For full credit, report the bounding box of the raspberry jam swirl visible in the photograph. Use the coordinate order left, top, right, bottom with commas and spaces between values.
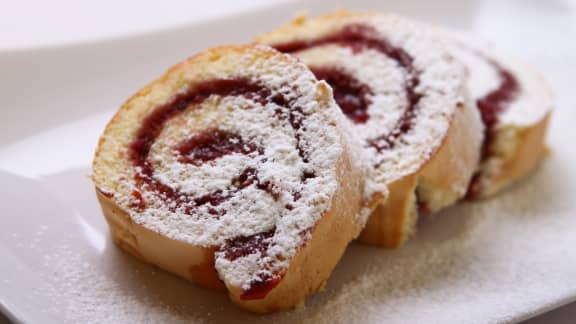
128, 78, 318, 299
466, 56, 520, 198
274, 24, 421, 152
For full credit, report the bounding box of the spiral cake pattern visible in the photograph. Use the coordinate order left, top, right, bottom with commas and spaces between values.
92, 45, 366, 311
257, 12, 484, 247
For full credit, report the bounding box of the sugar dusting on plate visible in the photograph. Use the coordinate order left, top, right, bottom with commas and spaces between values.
31, 138, 576, 323
37, 246, 199, 323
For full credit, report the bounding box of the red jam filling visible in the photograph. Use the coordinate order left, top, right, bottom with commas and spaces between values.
311, 67, 372, 123
240, 275, 282, 300
176, 130, 258, 165
222, 229, 283, 299
273, 23, 421, 151
222, 229, 275, 261
129, 190, 146, 211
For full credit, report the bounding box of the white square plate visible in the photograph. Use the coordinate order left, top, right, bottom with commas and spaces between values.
1, 0, 575, 323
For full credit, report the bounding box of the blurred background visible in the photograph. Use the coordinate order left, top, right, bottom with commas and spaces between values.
2, 0, 574, 54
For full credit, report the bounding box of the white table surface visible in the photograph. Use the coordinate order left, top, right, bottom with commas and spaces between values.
1, 0, 575, 323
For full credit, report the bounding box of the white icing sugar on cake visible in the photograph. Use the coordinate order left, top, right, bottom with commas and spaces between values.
93, 45, 361, 291
266, 14, 468, 187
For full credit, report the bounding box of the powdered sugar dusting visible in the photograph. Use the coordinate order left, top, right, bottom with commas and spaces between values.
259, 14, 467, 193
37, 246, 196, 324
